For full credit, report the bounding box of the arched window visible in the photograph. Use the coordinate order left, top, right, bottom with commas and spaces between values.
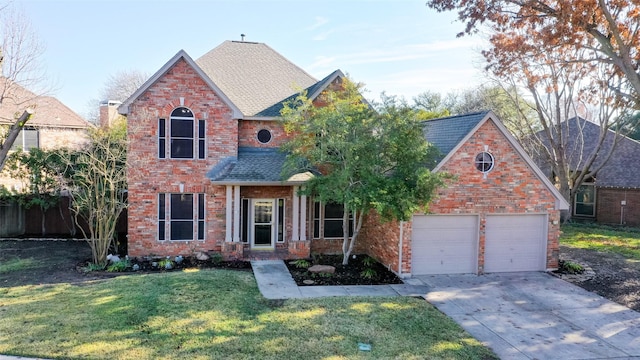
170, 107, 194, 158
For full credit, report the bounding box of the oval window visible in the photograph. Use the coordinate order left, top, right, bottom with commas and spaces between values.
257, 129, 272, 144
474, 152, 494, 173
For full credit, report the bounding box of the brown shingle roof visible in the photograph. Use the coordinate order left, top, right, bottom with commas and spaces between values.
0, 78, 91, 129
196, 41, 317, 117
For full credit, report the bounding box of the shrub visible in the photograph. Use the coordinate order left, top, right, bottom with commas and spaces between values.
83, 263, 105, 272
107, 259, 132, 272
558, 260, 584, 274
292, 259, 310, 269
210, 252, 223, 265
360, 268, 377, 279
158, 257, 174, 270
362, 256, 376, 267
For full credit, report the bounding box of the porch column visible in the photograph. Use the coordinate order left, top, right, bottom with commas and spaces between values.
233, 186, 241, 242
300, 192, 307, 241
225, 185, 232, 242
292, 186, 300, 241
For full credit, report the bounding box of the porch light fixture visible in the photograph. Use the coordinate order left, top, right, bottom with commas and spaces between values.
179, 183, 184, 193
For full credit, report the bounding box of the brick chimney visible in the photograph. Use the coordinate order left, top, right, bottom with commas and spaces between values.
99, 100, 123, 128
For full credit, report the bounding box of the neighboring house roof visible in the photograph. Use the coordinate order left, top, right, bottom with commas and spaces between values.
423, 111, 570, 210
537, 117, 640, 188
0, 78, 91, 129
196, 41, 318, 118
207, 147, 313, 185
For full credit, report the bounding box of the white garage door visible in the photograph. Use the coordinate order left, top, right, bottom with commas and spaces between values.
411, 215, 478, 275
484, 214, 547, 273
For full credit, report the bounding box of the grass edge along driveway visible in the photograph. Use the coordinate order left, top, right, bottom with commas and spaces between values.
0, 269, 497, 360
561, 223, 640, 260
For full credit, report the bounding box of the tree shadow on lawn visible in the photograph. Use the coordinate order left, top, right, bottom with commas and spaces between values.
0, 270, 497, 360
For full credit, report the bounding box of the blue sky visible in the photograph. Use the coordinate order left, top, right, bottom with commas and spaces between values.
18, 0, 486, 118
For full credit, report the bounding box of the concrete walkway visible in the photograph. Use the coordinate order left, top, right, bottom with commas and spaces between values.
251, 261, 640, 360
250, 260, 429, 299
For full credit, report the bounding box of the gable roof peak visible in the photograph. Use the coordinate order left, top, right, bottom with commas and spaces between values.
196, 41, 318, 117
118, 49, 242, 118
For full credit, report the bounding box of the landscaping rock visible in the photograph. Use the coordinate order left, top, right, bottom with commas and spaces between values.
196, 251, 210, 261
308, 264, 335, 274
303, 279, 315, 285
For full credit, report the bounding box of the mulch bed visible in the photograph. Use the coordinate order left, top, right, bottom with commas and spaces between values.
285, 254, 403, 286
557, 245, 640, 312
78, 255, 253, 278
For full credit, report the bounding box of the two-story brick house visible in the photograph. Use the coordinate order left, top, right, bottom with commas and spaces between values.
120, 40, 569, 275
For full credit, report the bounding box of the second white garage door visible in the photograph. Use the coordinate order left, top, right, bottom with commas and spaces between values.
411, 215, 478, 275
484, 214, 547, 273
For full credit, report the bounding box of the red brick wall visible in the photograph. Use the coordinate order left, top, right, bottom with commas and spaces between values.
360, 119, 562, 275
597, 188, 640, 226
127, 58, 237, 257
238, 120, 292, 148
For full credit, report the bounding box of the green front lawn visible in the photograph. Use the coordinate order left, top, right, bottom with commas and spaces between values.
0, 269, 496, 360
560, 223, 640, 260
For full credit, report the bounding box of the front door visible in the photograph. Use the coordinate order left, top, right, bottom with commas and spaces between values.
251, 199, 275, 249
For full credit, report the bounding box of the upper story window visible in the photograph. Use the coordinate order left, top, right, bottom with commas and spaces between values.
170, 107, 194, 158
10, 127, 39, 151
257, 129, 272, 144
474, 152, 494, 173
159, 107, 205, 159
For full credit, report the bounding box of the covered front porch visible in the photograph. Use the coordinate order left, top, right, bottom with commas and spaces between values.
208, 147, 314, 260
220, 185, 311, 260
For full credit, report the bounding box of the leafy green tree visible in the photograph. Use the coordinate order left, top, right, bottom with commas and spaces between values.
412, 91, 450, 120
63, 118, 127, 266
1, 147, 66, 235
281, 79, 444, 265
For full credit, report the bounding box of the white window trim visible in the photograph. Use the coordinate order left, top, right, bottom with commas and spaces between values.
313, 201, 354, 239
168, 106, 197, 160
158, 192, 206, 241
573, 183, 596, 217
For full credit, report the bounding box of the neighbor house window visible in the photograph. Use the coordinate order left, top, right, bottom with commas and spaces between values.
574, 183, 595, 217
158, 193, 205, 240
313, 201, 354, 238
170, 107, 194, 158
10, 127, 39, 151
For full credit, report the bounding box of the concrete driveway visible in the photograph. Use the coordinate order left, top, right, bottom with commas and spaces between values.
413, 272, 640, 360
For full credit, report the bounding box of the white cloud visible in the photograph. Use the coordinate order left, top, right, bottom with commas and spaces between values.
306, 38, 479, 72
313, 30, 335, 41
306, 16, 329, 31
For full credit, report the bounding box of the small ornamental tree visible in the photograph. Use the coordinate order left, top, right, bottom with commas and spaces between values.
281, 79, 444, 265
63, 118, 127, 266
